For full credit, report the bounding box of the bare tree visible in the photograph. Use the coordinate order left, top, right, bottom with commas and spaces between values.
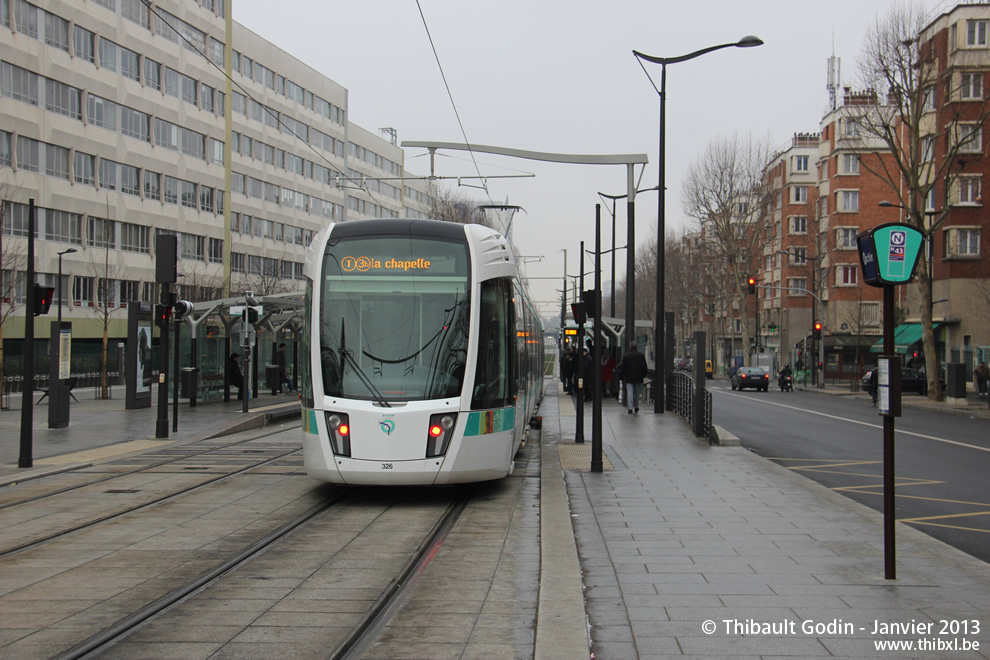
0, 169, 24, 393
86, 200, 127, 399
856, 3, 990, 399
682, 134, 777, 366
429, 187, 492, 227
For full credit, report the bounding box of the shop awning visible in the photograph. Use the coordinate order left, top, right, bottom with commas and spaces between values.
869, 323, 942, 353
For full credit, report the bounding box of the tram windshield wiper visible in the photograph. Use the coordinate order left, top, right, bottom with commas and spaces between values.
339, 318, 391, 408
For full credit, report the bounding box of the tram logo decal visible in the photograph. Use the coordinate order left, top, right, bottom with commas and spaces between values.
303, 409, 320, 435
379, 419, 395, 435
463, 408, 515, 436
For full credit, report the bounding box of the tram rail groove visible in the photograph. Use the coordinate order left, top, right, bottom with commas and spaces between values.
0, 426, 294, 512
332, 494, 469, 660
53, 490, 349, 660
0, 444, 302, 560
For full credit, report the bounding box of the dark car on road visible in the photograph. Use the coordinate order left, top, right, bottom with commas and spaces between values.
862, 367, 944, 397
731, 367, 769, 392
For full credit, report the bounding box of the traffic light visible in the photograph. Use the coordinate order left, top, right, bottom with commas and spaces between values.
747, 277, 756, 295
813, 322, 822, 340
570, 302, 587, 325
155, 303, 172, 328
32, 285, 55, 315
581, 290, 599, 318
172, 300, 194, 320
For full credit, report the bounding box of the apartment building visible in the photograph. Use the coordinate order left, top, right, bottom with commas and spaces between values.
915, 3, 990, 370
1, 0, 436, 352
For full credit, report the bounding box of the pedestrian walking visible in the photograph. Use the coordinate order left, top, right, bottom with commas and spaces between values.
617, 342, 649, 414
276, 342, 297, 394
975, 362, 989, 397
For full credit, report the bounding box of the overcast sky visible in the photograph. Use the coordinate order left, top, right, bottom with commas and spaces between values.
234, 0, 954, 318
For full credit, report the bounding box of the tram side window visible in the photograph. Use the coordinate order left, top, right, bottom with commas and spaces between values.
300, 277, 314, 405
471, 279, 516, 409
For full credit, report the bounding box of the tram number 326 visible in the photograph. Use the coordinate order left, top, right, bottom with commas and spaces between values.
381, 463, 394, 470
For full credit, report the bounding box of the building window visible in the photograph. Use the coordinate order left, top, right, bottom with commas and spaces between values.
1, 61, 39, 105
73, 25, 95, 63
119, 280, 139, 306
837, 227, 858, 249
922, 135, 935, 161
958, 123, 983, 153
144, 57, 161, 91
958, 176, 982, 205
16, 135, 40, 172
841, 153, 860, 174
838, 265, 858, 286
946, 227, 981, 257
70, 152, 93, 185
787, 277, 807, 296
208, 237, 223, 264
790, 216, 808, 234
967, 19, 988, 47
88, 217, 116, 249
922, 85, 936, 111
791, 186, 808, 204
789, 247, 808, 265
838, 190, 860, 213
73, 275, 94, 306
844, 119, 861, 137
792, 155, 809, 172
961, 72, 983, 100
120, 222, 150, 253
45, 210, 82, 244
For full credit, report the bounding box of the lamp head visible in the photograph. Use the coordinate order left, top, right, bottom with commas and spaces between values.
878, 200, 896, 208
59, 248, 78, 256
736, 35, 764, 48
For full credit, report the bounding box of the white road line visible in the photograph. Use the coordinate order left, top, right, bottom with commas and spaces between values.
713, 388, 990, 453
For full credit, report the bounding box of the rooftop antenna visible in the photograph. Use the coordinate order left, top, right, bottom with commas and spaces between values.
827, 35, 841, 112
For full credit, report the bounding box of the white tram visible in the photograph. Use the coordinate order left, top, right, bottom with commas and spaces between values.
300, 219, 544, 485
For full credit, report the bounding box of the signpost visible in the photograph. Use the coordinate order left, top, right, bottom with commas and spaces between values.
857, 222, 924, 580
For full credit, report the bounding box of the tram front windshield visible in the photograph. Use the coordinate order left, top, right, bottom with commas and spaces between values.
320, 235, 470, 402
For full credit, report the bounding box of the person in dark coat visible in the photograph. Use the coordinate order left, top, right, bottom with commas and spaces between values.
229, 353, 244, 399
618, 343, 649, 413
561, 347, 576, 394
276, 342, 297, 394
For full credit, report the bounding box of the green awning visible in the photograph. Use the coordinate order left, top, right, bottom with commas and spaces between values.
869, 323, 942, 353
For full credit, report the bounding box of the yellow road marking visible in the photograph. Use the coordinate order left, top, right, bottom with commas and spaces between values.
903, 521, 990, 533
899, 511, 990, 523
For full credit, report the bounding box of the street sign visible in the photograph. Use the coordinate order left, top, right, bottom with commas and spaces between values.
857, 223, 924, 287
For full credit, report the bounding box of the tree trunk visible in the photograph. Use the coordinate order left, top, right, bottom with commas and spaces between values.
101, 327, 109, 400
917, 250, 941, 401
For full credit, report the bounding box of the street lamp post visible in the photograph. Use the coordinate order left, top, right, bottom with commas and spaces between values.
49, 247, 77, 429
57, 248, 76, 327
634, 35, 763, 413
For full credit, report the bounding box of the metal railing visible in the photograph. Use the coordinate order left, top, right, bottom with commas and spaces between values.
667, 371, 713, 443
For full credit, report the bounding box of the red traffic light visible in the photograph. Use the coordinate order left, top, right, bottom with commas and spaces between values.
33, 285, 55, 315
747, 278, 756, 295
814, 322, 822, 331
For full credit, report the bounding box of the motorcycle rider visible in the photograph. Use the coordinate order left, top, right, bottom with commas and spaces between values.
778, 364, 793, 391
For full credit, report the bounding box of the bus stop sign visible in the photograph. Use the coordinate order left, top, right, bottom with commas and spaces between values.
857, 223, 924, 287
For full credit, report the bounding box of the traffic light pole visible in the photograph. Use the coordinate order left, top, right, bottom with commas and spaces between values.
18, 199, 38, 468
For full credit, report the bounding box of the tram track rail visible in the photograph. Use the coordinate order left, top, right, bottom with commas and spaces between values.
0, 436, 303, 559
52, 492, 469, 660
0, 427, 295, 512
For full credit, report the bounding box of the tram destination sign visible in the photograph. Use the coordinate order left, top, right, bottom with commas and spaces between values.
856, 222, 924, 287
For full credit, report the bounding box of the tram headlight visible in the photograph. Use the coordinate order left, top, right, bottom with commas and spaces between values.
426, 413, 457, 458
325, 411, 351, 457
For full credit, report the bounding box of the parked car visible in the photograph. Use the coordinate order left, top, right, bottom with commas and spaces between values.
705, 360, 713, 379
731, 366, 769, 391
674, 357, 690, 370
861, 367, 945, 397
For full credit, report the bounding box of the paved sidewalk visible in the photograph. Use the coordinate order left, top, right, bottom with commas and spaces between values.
0, 385, 301, 484
547, 384, 990, 658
